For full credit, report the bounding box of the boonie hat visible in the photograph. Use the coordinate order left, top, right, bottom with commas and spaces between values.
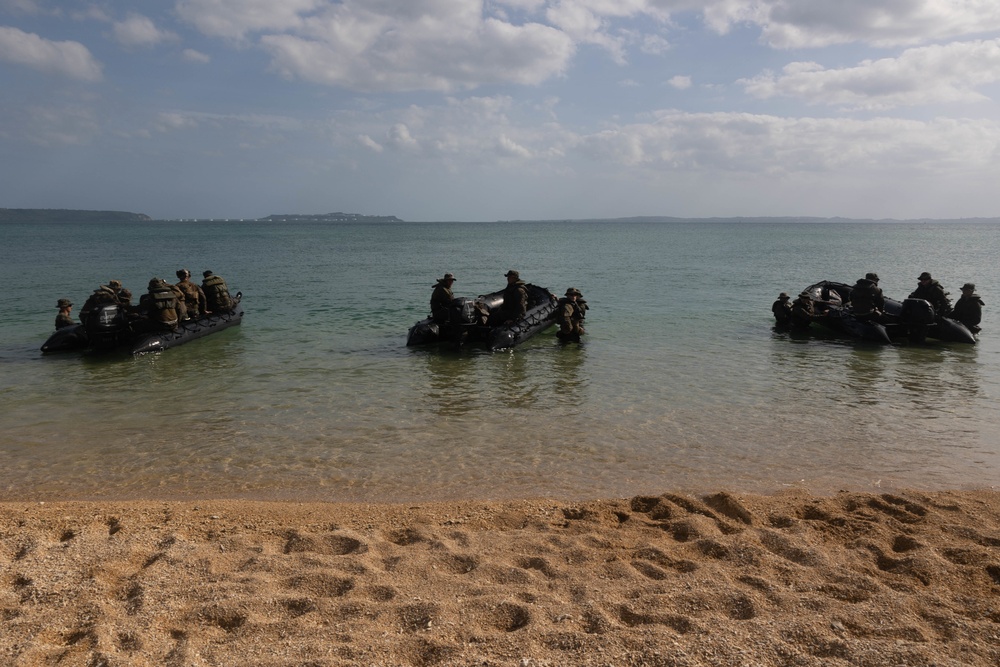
505, 270, 519, 279
109, 280, 122, 289
918, 272, 932, 281
865, 272, 879, 282
778, 292, 789, 300
565, 287, 581, 297
57, 298, 72, 308
962, 283, 976, 291
799, 291, 811, 298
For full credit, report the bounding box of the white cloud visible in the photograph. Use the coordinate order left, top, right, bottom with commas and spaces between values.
688, 0, 1000, 48
182, 48, 211, 63
668, 75, 691, 89
176, 0, 324, 40
574, 111, 1000, 174
496, 134, 532, 157
113, 14, 179, 48
0, 26, 102, 81
741, 39, 1000, 109
358, 134, 383, 152
259, 5, 576, 92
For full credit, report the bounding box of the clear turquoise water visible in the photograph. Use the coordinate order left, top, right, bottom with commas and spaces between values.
1, 220, 998, 501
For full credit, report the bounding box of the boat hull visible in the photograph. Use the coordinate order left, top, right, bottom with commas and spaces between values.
407, 284, 559, 350
802, 281, 975, 344
41, 292, 244, 355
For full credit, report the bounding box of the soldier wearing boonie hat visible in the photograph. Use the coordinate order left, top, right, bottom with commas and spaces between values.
557, 287, 586, 342
430, 272, 457, 324
952, 282, 984, 334
772, 292, 792, 327
55, 298, 75, 329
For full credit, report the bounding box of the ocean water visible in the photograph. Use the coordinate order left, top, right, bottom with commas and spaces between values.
1, 220, 998, 502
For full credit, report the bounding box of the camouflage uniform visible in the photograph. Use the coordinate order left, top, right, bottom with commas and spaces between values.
107, 280, 132, 306
55, 298, 75, 329
79, 285, 120, 324
430, 273, 456, 324
202, 270, 234, 312
851, 274, 884, 319
909, 272, 951, 316
952, 283, 984, 332
140, 278, 180, 328
791, 292, 815, 329
771, 293, 792, 326
173, 269, 207, 319
558, 287, 586, 339
491, 270, 528, 324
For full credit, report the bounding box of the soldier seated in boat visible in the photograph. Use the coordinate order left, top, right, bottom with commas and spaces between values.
202, 270, 234, 312
137, 278, 180, 331
909, 272, 952, 316
489, 270, 528, 325
79, 284, 122, 324
173, 268, 208, 320
107, 280, 132, 306
850, 272, 885, 322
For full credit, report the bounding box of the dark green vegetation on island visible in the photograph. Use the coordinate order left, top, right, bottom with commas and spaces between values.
258, 212, 404, 223
0, 208, 152, 223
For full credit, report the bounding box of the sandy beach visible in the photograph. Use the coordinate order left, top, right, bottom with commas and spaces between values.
2, 489, 999, 666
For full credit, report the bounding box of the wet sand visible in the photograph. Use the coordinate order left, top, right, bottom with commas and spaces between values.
2, 489, 999, 666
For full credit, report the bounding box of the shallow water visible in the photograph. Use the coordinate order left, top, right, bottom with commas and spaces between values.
1, 220, 998, 501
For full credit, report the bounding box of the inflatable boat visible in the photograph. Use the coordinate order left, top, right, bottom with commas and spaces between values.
42, 292, 243, 355
801, 281, 975, 344
407, 283, 559, 351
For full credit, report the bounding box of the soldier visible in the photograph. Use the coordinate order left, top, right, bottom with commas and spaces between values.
55, 298, 75, 329
430, 273, 456, 324
791, 291, 815, 329
771, 292, 792, 327
139, 278, 180, 329
851, 272, 885, 321
489, 269, 528, 325
557, 287, 586, 342
78, 284, 119, 324
107, 280, 132, 306
202, 270, 234, 312
909, 272, 951, 316
173, 268, 208, 319
952, 283, 984, 333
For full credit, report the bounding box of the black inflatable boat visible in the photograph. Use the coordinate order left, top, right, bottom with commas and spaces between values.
407, 283, 559, 351
42, 292, 244, 355
799, 281, 975, 344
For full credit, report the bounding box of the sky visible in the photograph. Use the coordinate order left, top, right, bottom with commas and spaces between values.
2, 1, 1000, 221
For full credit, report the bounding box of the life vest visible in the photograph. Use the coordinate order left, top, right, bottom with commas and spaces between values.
203, 275, 232, 310
149, 286, 179, 324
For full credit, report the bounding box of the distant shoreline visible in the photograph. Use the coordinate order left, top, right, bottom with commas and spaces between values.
4, 207, 1000, 224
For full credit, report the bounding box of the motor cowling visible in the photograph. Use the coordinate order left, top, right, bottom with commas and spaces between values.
451, 297, 477, 325
83, 303, 129, 349
901, 298, 935, 325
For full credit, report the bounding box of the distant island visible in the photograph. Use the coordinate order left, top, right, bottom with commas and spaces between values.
257, 212, 403, 223
0, 208, 152, 223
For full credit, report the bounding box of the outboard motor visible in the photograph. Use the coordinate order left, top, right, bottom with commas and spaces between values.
900, 298, 935, 344
450, 297, 477, 324
83, 303, 129, 350
901, 298, 936, 324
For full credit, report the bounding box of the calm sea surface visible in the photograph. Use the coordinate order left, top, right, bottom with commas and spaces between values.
1, 220, 998, 502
